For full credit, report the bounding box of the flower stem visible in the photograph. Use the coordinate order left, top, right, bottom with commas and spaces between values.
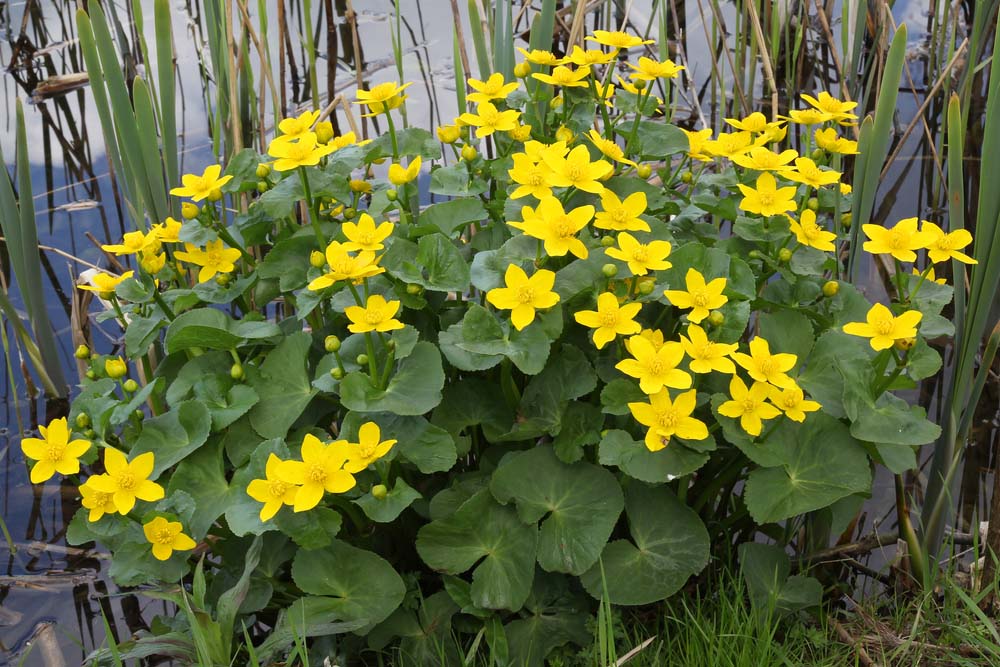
298, 166, 326, 249
364, 332, 379, 382
152, 290, 176, 321
385, 112, 400, 159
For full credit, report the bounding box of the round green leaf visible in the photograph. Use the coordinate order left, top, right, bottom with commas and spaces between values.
340, 342, 445, 415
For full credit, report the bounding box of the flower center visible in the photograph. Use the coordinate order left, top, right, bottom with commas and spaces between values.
268, 479, 288, 498
555, 219, 575, 237
783, 395, 799, 409
758, 358, 775, 375
189, 176, 208, 192
359, 442, 377, 458
888, 230, 907, 249
116, 471, 136, 491
631, 246, 649, 263
568, 164, 585, 181
516, 286, 535, 304
757, 193, 774, 207
528, 171, 544, 186
658, 410, 678, 429
206, 249, 224, 267
875, 318, 894, 336
307, 463, 327, 484
481, 109, 500, 126
649, 359, 665, 375
692, 290, 710, 307
335, 259, 355, 274
364, 307, 385, 324
288, 142, 312, 160
154, 528, 174, 545
359, 233, 374, 246
612, 209, 628, 223
741, 397, 758, 413
600, 312, 618, 328
44, 444, 66, 462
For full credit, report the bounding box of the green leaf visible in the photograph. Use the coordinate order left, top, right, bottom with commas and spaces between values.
580, 484, 709, 605
439, 321, 504, 371
248, 332, 317, 438
66, 509, 131, 545
417, 489, 538, 611
733, 214, 791, 243
225, 439, 290, 537
758, 309, 814, 370
598, 429, 710, 482
457, 305, 551, 375
365, 127, 441, 161
600, 379, 645, 415
739, 542, 822, 616
125, 313, 167, 356
274, 507, 343, 550
743, 413, 872, 523
348, 412, 458, 473
429, 163, 488, 196
165, 309, 281, 353
552, 402, 603, 463
432, 377, 514, 443
421, 198, 487, 236
625, 120, 688, 158
340, 342, 445, 415
490, 446, 623, 575
257, 235, 314, 291
382, 234, 471, 292
130, 401, 212, 478
798, 330, 872, 418
354, 478, 421, 522
844, 389, 941, 446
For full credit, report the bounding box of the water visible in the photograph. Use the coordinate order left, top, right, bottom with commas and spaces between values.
0, 0, 996, 664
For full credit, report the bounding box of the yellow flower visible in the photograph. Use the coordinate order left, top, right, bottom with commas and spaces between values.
626, 328, 667, 353
731, 337, 798, 388
20, 417, 90, 484
105, 357, 127, 379
329, 131, 369, 151
315, 120, 335, 144
143, 516, 197, 561
174, 239, 242, 283
349, 179, 373, 194
679, 324, 738, 374
355, 81, 412, 116
683, 128, 714, 162
79, 477, 117, 522
388, 156, 422, 186
594, 81, 616, 108
508, 123, 533, 142
344, 422, 397, 473
516, 47, 565, 66
861, 217, 932, 262
437, 124, 462, 143
615, 75, 664, 104
532, 65, 591, 88
786, 108, 834, 125
921, 221, 976, 264
458, 101, 521, 138
346, 294, 405, 333
814, 128, 859, 154
574, 292, 642, 349
663, 268, 728, 323
717, 376, 782, 436
737, 172, 798, 217
170, 165, 232, 201
724, 112, 771, 133
731, 146, 799, 172
628, 56, 684, 81
843, 303, 923, 351
616, 336, 691, 394
542, 144, 612, 193
508, 153, 555, 200
102, 230, 155, 256
586, 30, 653, 50
308, 242, 384, 290
800, 91, 858, 124
277, 434, 357, 512
914, 266, 947, 285
586, 129, 636, 167
508, 197, 593, 259
523, 139, 568, 163
761, 122, 788, 144
275, 109, 321, 142
702, 131, 757, 159
267, 132, 336, 171
768, 384, 821, 422
486, 264, 560, 330
466, 73, 518, 104
605, 232, 672, 276
784, 157, 841, 189
628, 389, 708, 451
77, 271, 134, 295
565, 45, 616, 66
139, 250, 167, 274
789, 209, 837, 251
246, 453, 299, 521
151, 217, 183, 243
86, 449, 165, 514
343, 213, 394, 252
555, 125, 575, 143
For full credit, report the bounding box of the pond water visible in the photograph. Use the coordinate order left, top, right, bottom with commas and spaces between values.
0, 0, 996, 664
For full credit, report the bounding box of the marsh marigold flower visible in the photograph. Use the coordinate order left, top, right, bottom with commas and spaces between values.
789, 209, 837, 252
586, 30, 653, 50
814, 128, 859, 154
267, 132, 336, 171
679, 324, 738, 374
784, 157, 841, 189
355, 81, 412, 116
862, 217, 932, 262
102, 230, 156, 256
628, 388, 708, 451
843, 303, 923, 351
565, 45, 616, 67
170, 165, 232, 201
786, 108, 833, 125
920, 221, 976, 264
914, 266, 947, 285
151, 217, 182, 244
800, 91, 858, 124
731, 337, 798, 388
628, 56, 684, 81
574, 292, 642, 349
703, 131, 757, 159
87, 448, 164, 514
308, 242, 384, 290
343, 214, 394, 252
20, 417, 90, 484
594, 189, 650, 232
737, 172, 798, 217
663, 268, 728, 324
724, 112, 771, 133
769, 384, 821, 422
77, 270, 134, 295
459, 101, 521, 138
683, 128, 714, 162
344, 422, 396, 472
79, 477, 117, 522
175, 239, 242, 283
508, 197, 593, 259
516, 47, 565, 66
388, 156, 421, 186
616, 336, 691, 394
246, 453, 299, 521
274, 109, 321, 143
105, 357, 127, 379
277, 434, 357, 512
143, 516, 197, 561
532, 65, 591, 88
731, 146, 798, 172
605, 232, 672, 276
486, 265, 560, 330
543, 144, 612, 194
718, 376, 782, 437
508, 153, 555, 200
346, 294, 405, 333
466, 73, 519, 104
586, 129, 636, 167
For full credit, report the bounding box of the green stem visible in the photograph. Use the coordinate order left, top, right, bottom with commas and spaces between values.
0, 513, 16, 555
364, 332, 378, 382
298, 166, 325, 249
152, 290, 176, 320
385, 112, 400, 159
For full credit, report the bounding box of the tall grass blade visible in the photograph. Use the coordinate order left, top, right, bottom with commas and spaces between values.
155, 0, 178, 195
467, 0, 491, 79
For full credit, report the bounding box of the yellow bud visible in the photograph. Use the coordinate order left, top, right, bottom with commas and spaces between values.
461, 145, 478, 161
372, 484, 388, 500
895, 337, 916, 351
513, 62, 531, 78
315, 121, 335, 144
310, 250, 326, 268
105, 357, 127, 379
255, 163, 271, 178
437, 124, 461, 144
207, 188, 223, 202
74, 344, 91, 359
822, 280, 840, 297
555, 126, 574, 143
636, 164, 652, 179
181, 202, 199, 220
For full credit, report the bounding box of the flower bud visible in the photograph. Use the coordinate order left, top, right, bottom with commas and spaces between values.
255, 163, 271, 178
75, 413, 91, 429
216, 273, 232, 286
461, 144, 478, 161
181, 201, 200, 220
778, 248, 793, 263
810, 148, 824, 162
633, 78, 647, 90
105, 357, 127, 379
356, 353, 369, 366
895, 337, 916, 352
330, 367, 344, 380
841, 212, 853, 228
256, 180, 269, 193
437, 124, 461, 144
310, 250, 326, 268
681, 170, 694, 184
406, 283, 423, 295
822, 280, 840, 297
74, 344, 91, 359
555, 126, 574, 143
601, 263, 618, 278
707, 310, 725, 327
807, 197, 820, 211
122, 379, 139, 393
637, 278, 655, 295
748, 250, 762, 260
386, 189, 398, 201
324, 335, 341, 353
208, 188, 224, 202
513, 62, 531, 78
386, 339, 397, 352
230, 363, 244, 380
84, 428, 97, 439
636, 164, 652, 179
133, 409, 144, 420
85, 369, 97, 380
372, 484, 388, 500
315, 121, 335, 144
600, 235, 616, 248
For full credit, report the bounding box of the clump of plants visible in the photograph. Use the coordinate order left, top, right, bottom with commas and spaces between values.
21, 26, 970, 665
